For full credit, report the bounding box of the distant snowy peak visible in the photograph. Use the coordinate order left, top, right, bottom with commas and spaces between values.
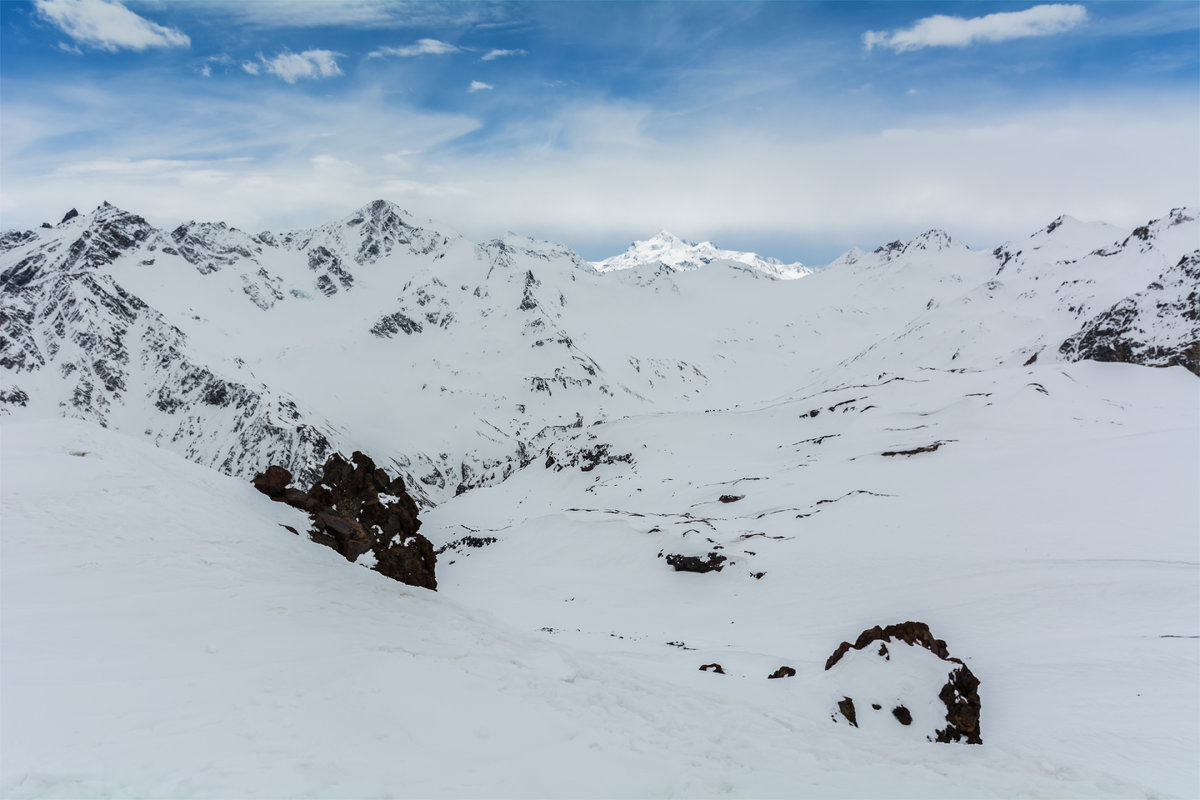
994, 207, 1197, 274
268, 199, 460, 266
824, 228, 967, 271
592, 230, 811, 280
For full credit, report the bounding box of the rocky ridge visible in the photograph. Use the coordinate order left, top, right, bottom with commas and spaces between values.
253, 451, 436, 589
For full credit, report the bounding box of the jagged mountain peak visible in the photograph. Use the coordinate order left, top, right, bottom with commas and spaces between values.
860, 228, 966, 264
1122, 206, 1197, 247
344, 198, 417, 230
906, 228, 960, 252
647, 229, 695, 246
0, 202, 159, 287
269, 199, 458, 266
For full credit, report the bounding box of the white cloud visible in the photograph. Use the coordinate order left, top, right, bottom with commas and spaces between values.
468, 81, 494, 93
200, 1, 510, 30
481, 48, 526, 61
35, 0, 190, 51
368, 39, 459, 58
864, 4, 1087, 52
3, 82, 1194, 266
245, 50, 343, 83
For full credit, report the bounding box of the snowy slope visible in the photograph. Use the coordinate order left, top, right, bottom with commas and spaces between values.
592, 229, 813, 279
2, 199, 1198, 798
422, 360, 1200, 797
4, 416, 1195, 798
812, 209, 1199, 380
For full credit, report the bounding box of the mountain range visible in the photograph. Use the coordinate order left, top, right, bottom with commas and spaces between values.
2, 200, 1194, 505
2, 200, 1197, 797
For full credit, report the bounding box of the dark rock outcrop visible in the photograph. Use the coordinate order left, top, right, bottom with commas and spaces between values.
837, 697, 858, 727
252, 452, 436, 590
825, 620, 981, 744
718, 494, 744, 503
1059, 252, 1199, 376
699, 663, 725, 674
665, 552, 727, 573
767, 665, 796, 679
251, 465, 293, 498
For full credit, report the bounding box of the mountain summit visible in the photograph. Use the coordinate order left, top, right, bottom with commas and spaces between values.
592, 230, 812, 279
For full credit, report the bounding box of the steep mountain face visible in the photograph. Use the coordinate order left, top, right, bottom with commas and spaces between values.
820, 209, 1199, 379
2, 201, 1195, 508
593, 229, 812, 279
0, 206, 337, 485
1060, 250, 1200, 375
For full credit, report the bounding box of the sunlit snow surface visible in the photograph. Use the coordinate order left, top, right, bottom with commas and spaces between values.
4, 360, 1197, 797
2, 203, 1198, 797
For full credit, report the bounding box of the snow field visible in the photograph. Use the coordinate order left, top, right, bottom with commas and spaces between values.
5, 399, 1195, 796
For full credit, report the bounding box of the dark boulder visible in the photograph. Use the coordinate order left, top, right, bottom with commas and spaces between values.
825, 620, 981, 744
251, 451, 435, 590
767, 665, 796, 679
837, 697, 858, 727
251, 465, 292, 498
665, 552, 727, 573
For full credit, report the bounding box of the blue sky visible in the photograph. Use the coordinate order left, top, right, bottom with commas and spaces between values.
1, 1, 1197, 262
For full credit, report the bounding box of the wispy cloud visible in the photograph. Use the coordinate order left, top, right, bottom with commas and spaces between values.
198, 54, 234, 78
367, 39, 459, 58
35, 0, 190, 52
864, 4, 1087, 52
201, 1, 510, 30
481, 48, 526, 61
468, 81, 494, 93
243, 50, 343, 83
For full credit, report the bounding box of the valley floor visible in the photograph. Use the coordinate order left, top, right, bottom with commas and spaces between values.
2, 361, 1197, 798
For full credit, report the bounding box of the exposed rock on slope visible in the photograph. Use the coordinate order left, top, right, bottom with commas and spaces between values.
253, 452, 436, 589
1060, 251, 1200, 376
825, 621, 982, 744
0, 214, 335, 482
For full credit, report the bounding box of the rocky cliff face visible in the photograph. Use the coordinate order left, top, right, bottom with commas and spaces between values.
0, 203, 337, 485
1060, 251, 1200, 376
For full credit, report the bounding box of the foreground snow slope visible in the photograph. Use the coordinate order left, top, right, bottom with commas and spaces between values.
424, 361, 1200, 797
4, 364, 1197, 798
0, 419, 1195, 800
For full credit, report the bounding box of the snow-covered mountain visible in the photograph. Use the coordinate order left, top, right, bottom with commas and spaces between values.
2, 200, 1198, 795
2, 201, 1196, 504
592, 229, 813, 279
